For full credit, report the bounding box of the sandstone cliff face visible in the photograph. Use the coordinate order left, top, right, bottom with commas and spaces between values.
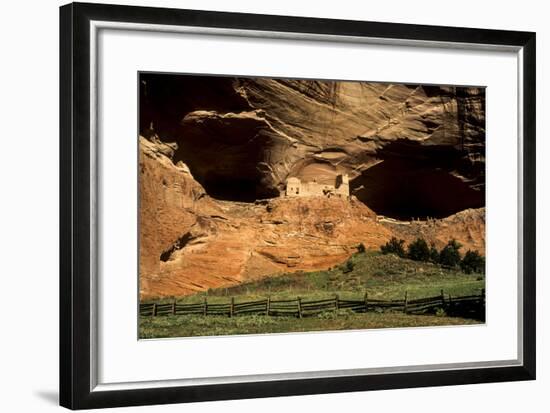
139, 75, 485, 299
140, 136, 389, 298
379, 208, 485, 254
140, 136, 485, 299
141, 75, 485, 219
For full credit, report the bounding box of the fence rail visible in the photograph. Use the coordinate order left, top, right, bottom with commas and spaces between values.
140, 289, 485, 320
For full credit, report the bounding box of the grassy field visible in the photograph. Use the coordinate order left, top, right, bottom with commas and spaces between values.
140, 311, 479, 339
140, 250, 485, 338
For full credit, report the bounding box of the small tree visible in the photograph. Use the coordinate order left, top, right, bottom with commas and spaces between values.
460, 250, 485, 274
343, 259, 355, 273
429, 243, 440, 264
439, 239, 462, 268
357, 243, 366, 254
407, 237, 430, 262
380, 237, 406, 258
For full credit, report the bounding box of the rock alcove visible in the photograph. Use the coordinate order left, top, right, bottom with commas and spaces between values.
140, 74, 485, 219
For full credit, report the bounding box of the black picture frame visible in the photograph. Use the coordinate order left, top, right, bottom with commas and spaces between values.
60, 2, 536, 410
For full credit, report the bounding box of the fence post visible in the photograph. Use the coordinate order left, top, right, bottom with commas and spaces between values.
230, 297, 234, 318
203, 297, 208, 316
364, 291, 368, 312
297, 297, 303, 318
172, 300, 176, 316
335, 294, 339, 310
152, 303, 157, 317
266, 296, 271, 316
404, 291, 408, 314
440, 289, 446, 306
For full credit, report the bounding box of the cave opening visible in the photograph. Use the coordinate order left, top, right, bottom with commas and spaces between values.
139, 73, 250, 139
172, 133, 281, 203
140, 73, 283, 203
198, 173, 280, 203
351, 159, 484, 220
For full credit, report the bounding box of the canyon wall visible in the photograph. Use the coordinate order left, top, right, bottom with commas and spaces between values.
140, 136, 485, 299
139, 75, 486, 298
141, 75, 485, 219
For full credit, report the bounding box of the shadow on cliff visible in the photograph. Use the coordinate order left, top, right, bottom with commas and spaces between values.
351, 158, 484, 220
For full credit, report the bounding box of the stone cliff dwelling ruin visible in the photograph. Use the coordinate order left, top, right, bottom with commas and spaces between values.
285, 174, 350, 198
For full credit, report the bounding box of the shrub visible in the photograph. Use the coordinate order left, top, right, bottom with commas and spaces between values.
439, 239, 462, 268
460, 250, 485, 274
429, 243, 440, 263
343, 259, 355, 273
435, 307, 447, 317
407, 237, 430, 262
357, 243, 366, 253
380, 237, 406, 257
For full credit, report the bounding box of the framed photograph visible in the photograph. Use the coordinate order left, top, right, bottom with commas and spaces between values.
60, 2, 536, 409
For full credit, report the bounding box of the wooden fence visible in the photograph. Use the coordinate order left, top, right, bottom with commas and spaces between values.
140, 289, 485, 320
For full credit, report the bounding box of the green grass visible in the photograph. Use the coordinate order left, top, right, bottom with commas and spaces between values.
143, 250, 485, 304
140, 311, 479, 339
140, 250, 485, 338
